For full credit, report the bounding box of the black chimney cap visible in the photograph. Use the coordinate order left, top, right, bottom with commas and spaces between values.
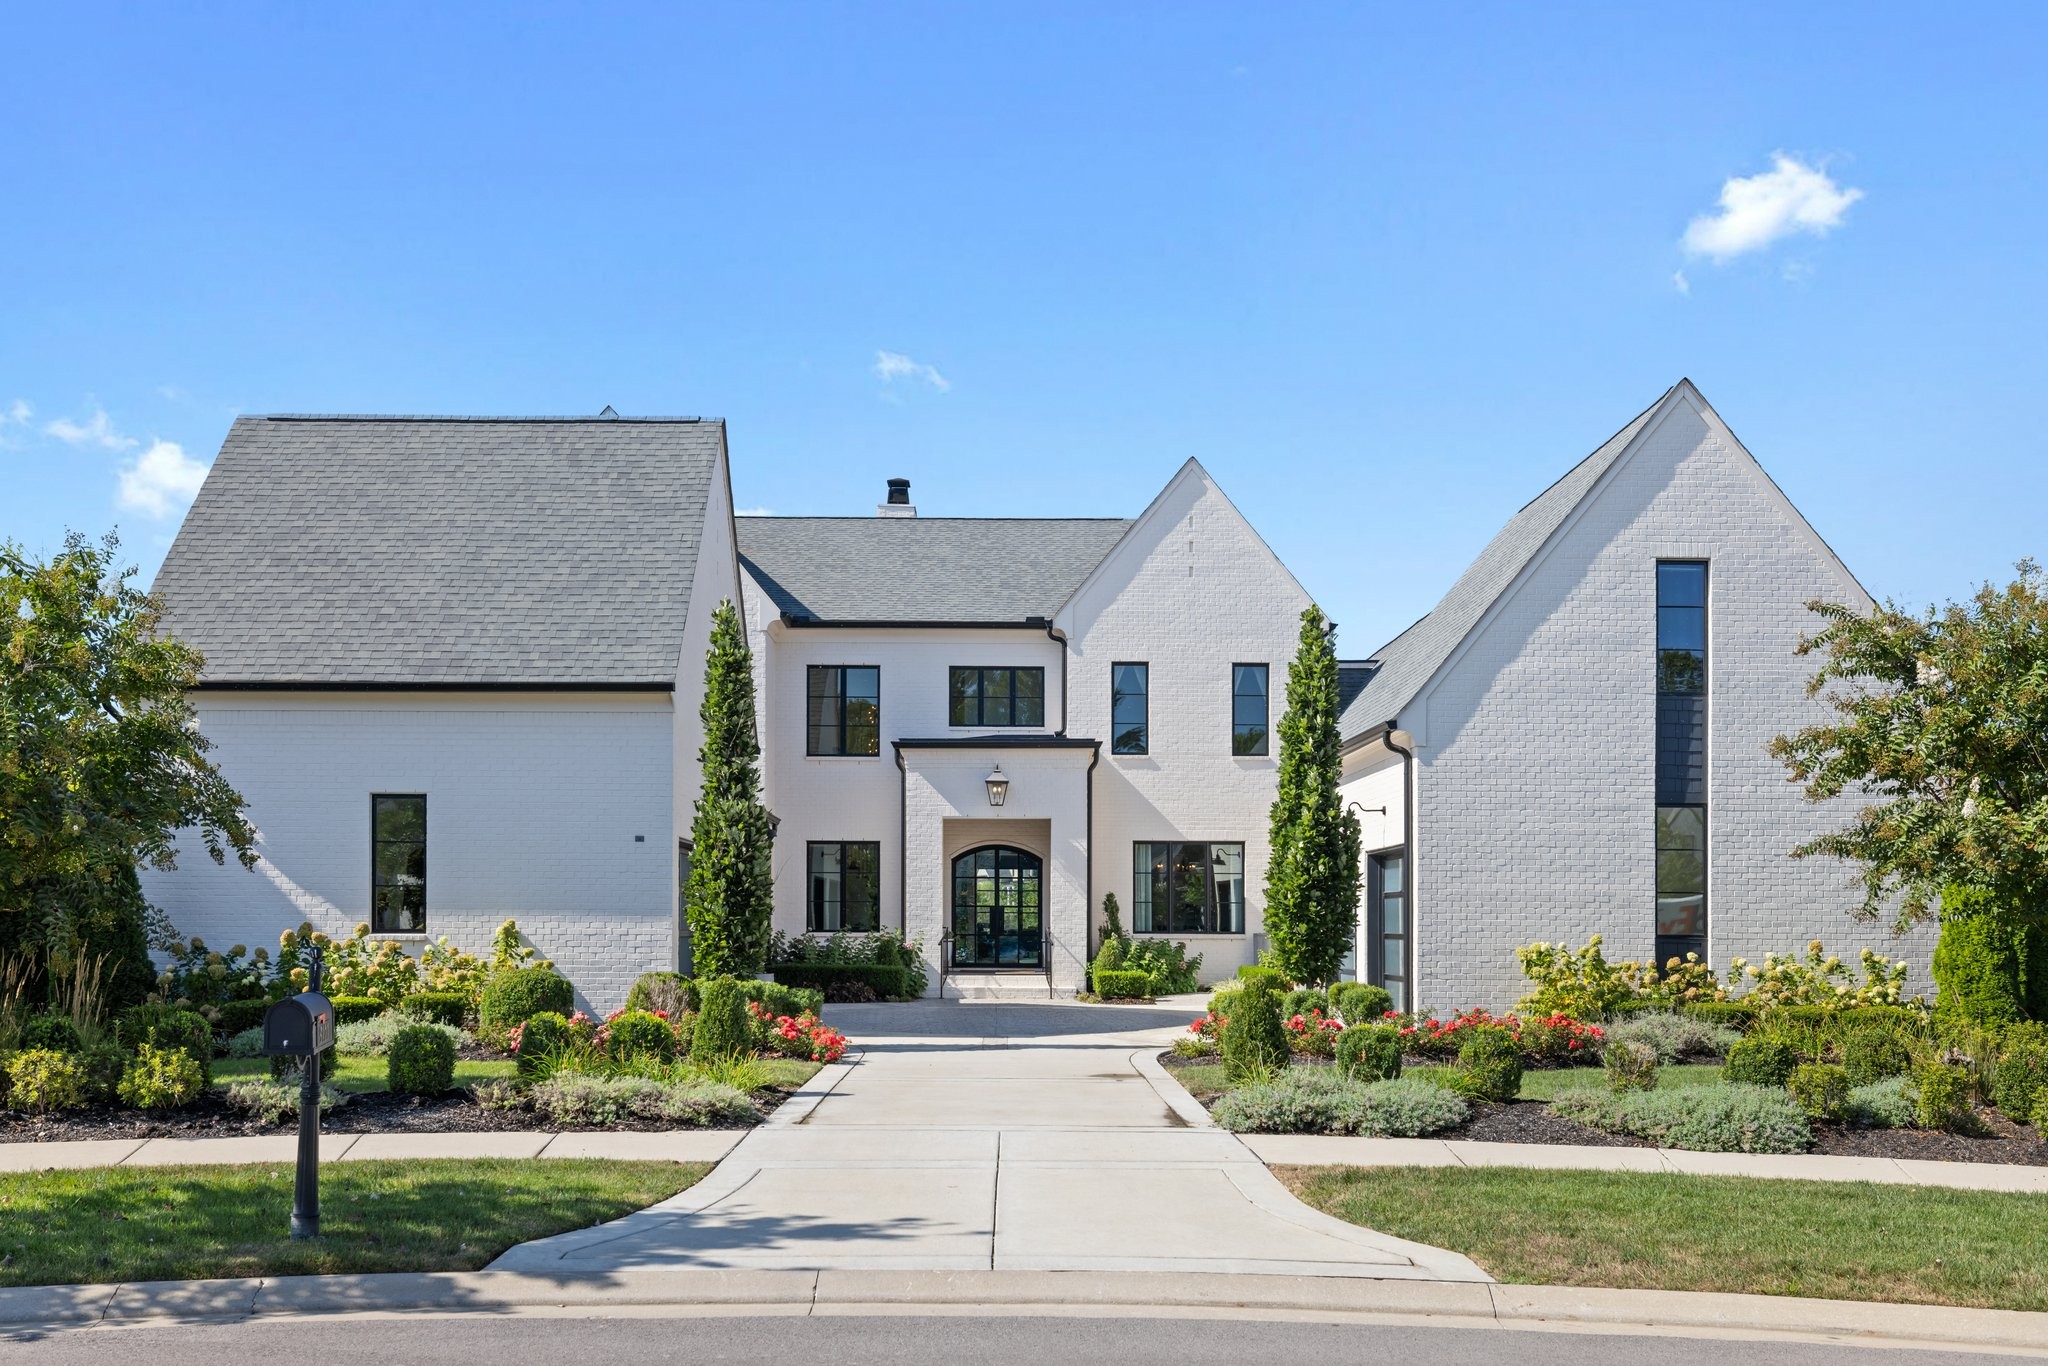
886, 478, 911, 505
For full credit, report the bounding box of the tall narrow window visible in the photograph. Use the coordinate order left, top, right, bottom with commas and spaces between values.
1656, 561, 1708, 966
807, 841, 881, 932
949, 667, 1045, 727
1367, 850, 1408, 1014
1111, 662, 1149, 755
1232, 664, 1269, 755
1132, 842, 1245, 934
808, 666, 880, 756
371, 794, 426, 934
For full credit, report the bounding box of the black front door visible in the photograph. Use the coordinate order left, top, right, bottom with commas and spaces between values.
951, 846, 1043, 967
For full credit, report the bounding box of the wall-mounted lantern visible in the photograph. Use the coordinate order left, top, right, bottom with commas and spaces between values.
985, 764, 1010, 808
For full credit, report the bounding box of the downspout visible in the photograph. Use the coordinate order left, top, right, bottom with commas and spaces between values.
1084, 743, 1100, 988
1043, 619, 1069, 736
1384, 724, 1416, 1012
897, 745, 918, 992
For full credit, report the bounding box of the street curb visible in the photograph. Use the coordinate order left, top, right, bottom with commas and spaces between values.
5, 1269, 2048, 1352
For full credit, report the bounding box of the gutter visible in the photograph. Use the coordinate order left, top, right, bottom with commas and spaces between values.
779, 613, 1055, 631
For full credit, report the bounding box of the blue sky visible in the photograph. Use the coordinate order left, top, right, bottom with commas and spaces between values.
4, 3, 2044, 657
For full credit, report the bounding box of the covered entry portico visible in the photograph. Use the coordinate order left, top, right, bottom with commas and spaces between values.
895, 737, 1098, 996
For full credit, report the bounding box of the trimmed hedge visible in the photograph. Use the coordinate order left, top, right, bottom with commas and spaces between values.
1236, 965, 1288, 994
329, 995, 386, 1025
1335, 1023, 1402, 1082
213, 998, 272, 1036
606, 1009, 679, 1061
1681, 1002, 1758, 1030
1094, 969, 1152, 1000
22, 1015, 83, 1054
1221, 983, 1288, 1082
772, 963, 908, 1000
1330, 982, 1393, 1026
116, 1005, 213, 1086
399, 991, 470, 1027
692, 977, 751, 1062
388, 1024, 457, 1095
1723, 1035, 1799, 1087
479, 967, 574, 1032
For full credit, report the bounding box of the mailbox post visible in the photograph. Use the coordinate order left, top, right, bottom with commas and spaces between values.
261, 944, 334, 1239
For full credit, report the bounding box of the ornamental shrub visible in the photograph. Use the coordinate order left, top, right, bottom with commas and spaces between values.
691, 976, 752, 1063
398, 991, 471, 1027
771, 963, 909, 1000
1603, 1040, 1659, 1093
1092, 935, 1125, 982
1094, 969, 1152, 1000
1990, 1023, 2048, 1122
117, 1005, 213, 1087
1602, 1011, 1741, 1064
328, 995, 385, 1025
337, 1012, 465, 1057
1330, 982, 1393, 1026
226, 1025, 266, 1059
1682, 1001, 1758, 1031
1237, 965, 1289, 993
478, 967, 574, 1035
78, 1040, 129, 1103
1457, 1025, 1523, 1102
515, 1011, 575, 1075
1120, 938, 1203, 996
739, 980, 822, 1018
1845, 1077, 1917, 1129
1514, 936, 1642, 1017
1550, 1083, 1811, 1153
22, 1014, 83, 1054
1722, 1035, 1799, 1087
526, 1073, 758, 1127
1787, 1063, 1851, 1121
388, 1024, 457, 1095
1913, 1060, 1975, 1131
213, 998, 271, 1036
1843, 1028, 1915, 1087
1220, 983, 1289, 1083
1517, 1013, 1606, 1063
1334, 1023, 1402, 1082
1212, 1070, 1466, 1137
1283, 1007, 1343, 1057
2031, 1088, 2048, 1136
624, 972, 695, 1017
118, 1043, 206, 1109
1282, 987, 1329, 1020
605, 1009, 679, 1061
1930, 887, 2043, 1030
6, 1048, 87, 1112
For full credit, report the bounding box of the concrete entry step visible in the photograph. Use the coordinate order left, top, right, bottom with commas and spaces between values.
944, 970, 1060, 1002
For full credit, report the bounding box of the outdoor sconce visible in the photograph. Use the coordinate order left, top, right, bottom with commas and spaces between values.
985, 764, 1009, 808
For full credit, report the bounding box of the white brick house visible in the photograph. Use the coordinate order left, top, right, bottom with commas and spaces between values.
141, 384, 1919, 1010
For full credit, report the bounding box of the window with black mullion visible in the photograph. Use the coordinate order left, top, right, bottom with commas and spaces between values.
950, 666, 1045, 727
1655, 562, 1707, 966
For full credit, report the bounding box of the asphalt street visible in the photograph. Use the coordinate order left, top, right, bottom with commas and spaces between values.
0, 1315, 2017, 1364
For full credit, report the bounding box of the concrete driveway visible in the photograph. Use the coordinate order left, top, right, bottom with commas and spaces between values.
492, 997, 1486, 1281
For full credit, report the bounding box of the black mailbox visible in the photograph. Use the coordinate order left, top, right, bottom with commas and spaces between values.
263, 992, 335, 1057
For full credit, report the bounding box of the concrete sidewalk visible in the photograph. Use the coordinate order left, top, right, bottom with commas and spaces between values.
1240, 1133, 2048, 1192
0, 1128, 741, 1172
7, 1267, 2048, 1355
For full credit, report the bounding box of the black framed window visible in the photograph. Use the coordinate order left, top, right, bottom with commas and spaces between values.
1111, 662, 1149, 755
808, 666, 880, 756
1232, 664, 1269, 755
1655, 561, 1708, 965
807, 841, 881, 932
371, 794, 426, 934
1133, 841, 1245, 935
949, 667, 1045, 727
1367, 850, 1408, 1014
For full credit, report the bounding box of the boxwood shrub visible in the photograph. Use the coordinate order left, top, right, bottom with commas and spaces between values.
117, 1005, 214, 1086
478, 967, 574, 1033
399, 991, 471, 1027
1681, 1001, 1758, 1031
1330, 982, 1393, 1026
1095, 969, 1152, 1000
605, 1009, 679, 1061
329, 995, 387, 1025
1220, 983, 1288, 1083
1842, 1028, 1913, 1087
515, 1010, 574, 1075
1236, 965, 1288, 994
1722, 1035, 1799, 1087
1913, 1059, 1975, 1131
772, 963, 907, 1000
1457, 1025, 1523, 1102
21, 1015, 83, 1054
388, 1024, 457, 1095
213, 998, 273, 1036
1334, 1023, 1402, 1082
1787, 1062, 1850, 1121
691, 977, 751, 1062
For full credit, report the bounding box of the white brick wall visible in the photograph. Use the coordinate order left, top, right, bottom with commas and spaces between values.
139, 692, 678, 1013
1402, 394, 1937, 1010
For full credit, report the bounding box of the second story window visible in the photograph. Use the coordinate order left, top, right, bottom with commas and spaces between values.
1111, 662, 1149, 755
808, 666, 880, 756
950, 667, 1045, 727
1232, 663, 1269, 755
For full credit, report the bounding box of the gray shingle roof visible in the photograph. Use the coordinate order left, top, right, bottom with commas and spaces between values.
154, 415, 726, 686
1339, 385, 1675, 741
737, 516, 1133, 624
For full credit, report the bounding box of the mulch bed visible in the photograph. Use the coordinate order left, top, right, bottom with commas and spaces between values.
0, 1082, 802, 1144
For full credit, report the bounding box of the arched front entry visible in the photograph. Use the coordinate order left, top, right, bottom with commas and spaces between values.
951, 845, 1043, 968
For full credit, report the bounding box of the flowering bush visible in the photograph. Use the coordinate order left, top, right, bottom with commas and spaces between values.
1728, 941, 1911, 1008
747, 1003, 847, 1063
1516, 1012, 1605, 1063
156, 936, 269, 1014
1283, 1008, 1345, 1057
1400, 1007, 1517, 1059
1516, 935, 1732, 1018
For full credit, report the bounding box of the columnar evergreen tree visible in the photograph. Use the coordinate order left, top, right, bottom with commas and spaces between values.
1261, 604, 1362, 986
684, 600, 775, 977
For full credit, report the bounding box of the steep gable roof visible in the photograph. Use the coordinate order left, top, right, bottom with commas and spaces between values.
1338, 384, 1675, 739
154, 415, 727, 686
737, 516, 1131, 625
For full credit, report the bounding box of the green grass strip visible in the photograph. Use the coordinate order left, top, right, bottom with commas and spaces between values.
0, 1158, 707, 1287
1286, 1165, 2048, 1311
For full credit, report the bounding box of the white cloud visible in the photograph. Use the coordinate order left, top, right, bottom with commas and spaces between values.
117, 439, 209, 518
734, 506, 776, 517
5, 399, 30, 425
1682, 153, 1863, 263
1672, 270, 1691, 296
873, 349, 950, 393
46, 402, 139, 450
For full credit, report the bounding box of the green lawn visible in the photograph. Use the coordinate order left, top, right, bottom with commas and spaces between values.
1286, 1165, 2048, 1311
0, 1159, 707, 1287
212, 1056, 518, 1094
1165, 1058, 1722, 1103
